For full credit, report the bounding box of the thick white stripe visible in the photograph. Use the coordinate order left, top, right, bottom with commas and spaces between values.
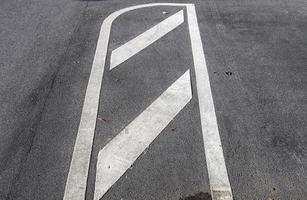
110, 10, 184, 69
94, 70, 192, 200
186, 4, 233, 200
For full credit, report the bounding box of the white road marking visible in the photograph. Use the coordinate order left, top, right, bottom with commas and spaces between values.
94, 70, 192, 200
110, 10, 184, 69
64, 3, 233, 200
62, 8, 111, 200
186, 4, 233, 200
63, 4, 187, 200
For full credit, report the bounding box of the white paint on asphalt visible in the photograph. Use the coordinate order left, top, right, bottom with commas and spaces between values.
110, 10, 184, 69
64, 3, 233, 200
186, 4, 233, 200
63, 4, 189, 200
94, 70, 192, 200
62, 7, 111, 200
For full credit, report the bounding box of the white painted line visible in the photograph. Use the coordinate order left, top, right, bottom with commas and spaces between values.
186, 4, 233, 200
110, 10, 184, 70
63, 4, 188, 200
94, 70, 192, 200
64, 3, 233, 200
62, 9, 111, 200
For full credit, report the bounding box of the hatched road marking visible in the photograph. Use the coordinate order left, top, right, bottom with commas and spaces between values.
63, 3, 233, 200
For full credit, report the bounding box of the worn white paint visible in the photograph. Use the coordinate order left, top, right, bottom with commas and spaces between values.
62, 7, 111, 200
63, 4, 188, 200
110, 10, 184, 69
94, 70, 192, 200
63, 3, 233, 200
186, 4, 233, 200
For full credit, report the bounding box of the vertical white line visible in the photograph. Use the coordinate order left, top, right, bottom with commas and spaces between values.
62, 15, 112, 200
186, 4, 233, 200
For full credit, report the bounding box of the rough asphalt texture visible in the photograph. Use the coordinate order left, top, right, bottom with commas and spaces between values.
0, 0, 306, 200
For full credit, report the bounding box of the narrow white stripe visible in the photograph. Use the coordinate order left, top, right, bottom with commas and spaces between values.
110, 10, 184, 70
94, 70, 192, 200
186, 4, 233, 200
62, 11, 110, 200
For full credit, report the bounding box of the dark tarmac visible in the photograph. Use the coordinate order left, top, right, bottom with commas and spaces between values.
0, 0, 306, 200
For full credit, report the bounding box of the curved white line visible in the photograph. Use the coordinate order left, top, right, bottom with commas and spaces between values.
63, 3, 233, 200
63, 3, 189, 200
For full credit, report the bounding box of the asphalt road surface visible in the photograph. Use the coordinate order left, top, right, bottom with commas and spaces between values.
1, 0, 306, 200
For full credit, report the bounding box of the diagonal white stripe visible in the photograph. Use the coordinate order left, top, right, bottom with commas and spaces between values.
94, 70, 192, 200
63, 4, 187, 200
110, 10, 184, 70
